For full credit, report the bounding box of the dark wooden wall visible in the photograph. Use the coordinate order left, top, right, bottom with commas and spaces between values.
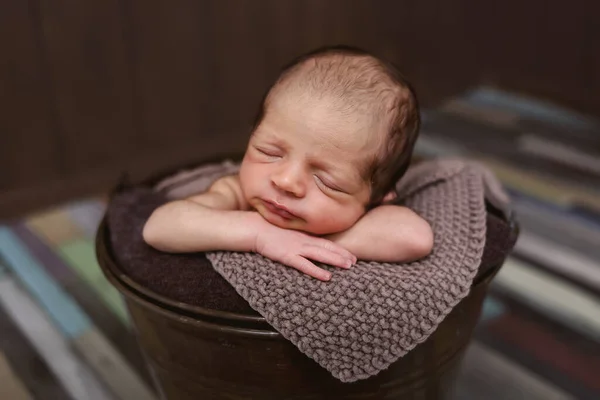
1, 0, 598, 218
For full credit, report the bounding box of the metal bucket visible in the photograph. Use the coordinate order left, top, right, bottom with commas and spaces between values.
96, 215, 508, 400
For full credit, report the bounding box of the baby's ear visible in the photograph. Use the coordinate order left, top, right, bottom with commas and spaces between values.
383, 191, 397, 203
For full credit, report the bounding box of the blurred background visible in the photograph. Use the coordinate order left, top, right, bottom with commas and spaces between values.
0, 1, 599, 399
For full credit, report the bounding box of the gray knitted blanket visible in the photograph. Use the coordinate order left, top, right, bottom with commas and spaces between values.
155, 158, 510, 382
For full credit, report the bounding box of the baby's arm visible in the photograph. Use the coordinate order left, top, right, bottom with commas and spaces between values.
142, 176, 262, 253
326, 205, 433, 263
142, 176, 355, 281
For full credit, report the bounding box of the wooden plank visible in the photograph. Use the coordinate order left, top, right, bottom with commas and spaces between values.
368, 0, 475, 104
26, 208, 84, 247
66, 284, 155, 389
0, 227, 91, 338
210, 0, 272, 135
481, 158, 600, 210
64, 198, 107, 239
58, 239, 129, 323
588, 1, 600, 116
12, 223, 74, 283
37, 0, 138, 171
414, 134, 600, 209
464, 0, 589, 113
261, 0, 303, 69
0, 228, 157, 400
0, 134, 241, 220
0, 268, 114, 400
0, 0, 63, 191
492, 257, 600, 342
481, 292, 600, 398
463, 87, 597, 129
511, 200, 600, 279
0, 303, 70, 400
260, 0, 381, 82
479, 296, 506, 324
441, 98, 521, 129
518, 0, 590, 113
126, 0, 221, 146
515, 231, 600, 294
421, 108, 600, 190
486, 313, 600, 394
12, 224, 155, 387
0, 351, 32, 400
74, 329, 158, 400
453, 341, 574, 400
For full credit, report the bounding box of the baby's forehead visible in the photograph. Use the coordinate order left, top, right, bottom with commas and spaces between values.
269, 78, 393, 140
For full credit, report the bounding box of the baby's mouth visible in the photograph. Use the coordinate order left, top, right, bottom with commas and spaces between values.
262, 200, 298, 220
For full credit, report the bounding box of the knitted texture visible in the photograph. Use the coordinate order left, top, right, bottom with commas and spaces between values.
155, 158, 503, 382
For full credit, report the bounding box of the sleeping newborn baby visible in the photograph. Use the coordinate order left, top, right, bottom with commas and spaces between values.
143, 46, 433, 281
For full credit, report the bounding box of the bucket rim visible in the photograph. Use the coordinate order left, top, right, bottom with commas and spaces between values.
95, 217, 269, 325
98, 241, 281, 337
95, 214, 512, 327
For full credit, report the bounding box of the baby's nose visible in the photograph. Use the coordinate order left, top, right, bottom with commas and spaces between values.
271, 168, 306, 198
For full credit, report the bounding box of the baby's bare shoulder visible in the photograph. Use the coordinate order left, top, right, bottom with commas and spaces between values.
187, 174, 248, 210
209, 174, 244, 197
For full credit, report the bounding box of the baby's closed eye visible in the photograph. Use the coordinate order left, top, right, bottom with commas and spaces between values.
254, 145, 282, 158
314, 175, 345, 193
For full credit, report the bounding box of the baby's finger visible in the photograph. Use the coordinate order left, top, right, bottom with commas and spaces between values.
312, 238, 356, 264
301, 245, 352, 269
288, 256, 332, 281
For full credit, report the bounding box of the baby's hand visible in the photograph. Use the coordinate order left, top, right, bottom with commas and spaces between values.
254, 224, 357, 281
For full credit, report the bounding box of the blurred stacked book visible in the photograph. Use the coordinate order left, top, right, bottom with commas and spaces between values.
415, 86, 600, 303
417, 89, 600, 399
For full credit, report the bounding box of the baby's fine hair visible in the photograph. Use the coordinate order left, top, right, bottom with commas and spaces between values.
253, 45, 421, 207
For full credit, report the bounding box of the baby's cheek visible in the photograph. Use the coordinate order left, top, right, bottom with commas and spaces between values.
338, 205, 366, 228
315, 210, 356, 234
239, 164, 261, 193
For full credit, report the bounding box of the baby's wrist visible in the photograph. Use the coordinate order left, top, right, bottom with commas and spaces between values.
244, 212, 272, 252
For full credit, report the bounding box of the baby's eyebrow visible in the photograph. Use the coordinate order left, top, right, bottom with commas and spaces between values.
310, 157, 338, 173
254, 130, 287, 147
311, 158, 360, 182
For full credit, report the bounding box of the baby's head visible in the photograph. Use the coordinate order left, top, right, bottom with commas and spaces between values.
239, 46, 420, 235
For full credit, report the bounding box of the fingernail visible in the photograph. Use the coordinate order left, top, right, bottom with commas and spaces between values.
346, 260, 352, 268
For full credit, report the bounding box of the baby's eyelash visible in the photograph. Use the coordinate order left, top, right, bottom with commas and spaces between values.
315, 175, 343, 192
254, 146, 279, 157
